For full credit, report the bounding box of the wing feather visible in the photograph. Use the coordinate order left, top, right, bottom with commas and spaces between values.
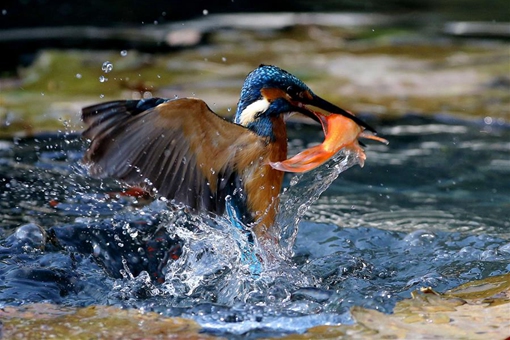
81, 97, 263, 214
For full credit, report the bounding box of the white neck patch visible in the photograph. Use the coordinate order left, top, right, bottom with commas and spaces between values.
238, 98, 270, 126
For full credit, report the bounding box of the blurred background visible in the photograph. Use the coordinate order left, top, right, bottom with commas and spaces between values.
0, 0, 508, 136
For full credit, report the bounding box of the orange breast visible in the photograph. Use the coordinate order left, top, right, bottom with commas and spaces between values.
236, 116, 287, 242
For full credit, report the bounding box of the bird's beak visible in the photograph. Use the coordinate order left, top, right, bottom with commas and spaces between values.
293, 94, 376, 133
275, 94, 387, 173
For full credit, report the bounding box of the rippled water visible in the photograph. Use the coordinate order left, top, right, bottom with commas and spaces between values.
1, 113, 509, 338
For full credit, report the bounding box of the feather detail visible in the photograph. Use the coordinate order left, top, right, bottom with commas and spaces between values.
237, 116, 287, 241
81, 98, 263, 215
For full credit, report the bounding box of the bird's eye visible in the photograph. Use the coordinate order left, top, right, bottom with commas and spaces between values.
286, 86, 300, 98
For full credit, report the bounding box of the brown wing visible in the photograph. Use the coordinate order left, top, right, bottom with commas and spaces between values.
81, 97, 262, 214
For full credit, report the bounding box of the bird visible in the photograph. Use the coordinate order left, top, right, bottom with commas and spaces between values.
80, 64, 381, 246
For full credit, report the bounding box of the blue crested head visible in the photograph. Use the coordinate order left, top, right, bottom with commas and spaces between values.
234, 65, 314, 138
233, 64, 375, 139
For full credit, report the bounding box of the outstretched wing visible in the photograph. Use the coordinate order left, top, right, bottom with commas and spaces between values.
81, 97, 262, 214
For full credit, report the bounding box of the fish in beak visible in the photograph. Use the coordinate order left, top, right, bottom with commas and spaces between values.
271, 95, 389, 173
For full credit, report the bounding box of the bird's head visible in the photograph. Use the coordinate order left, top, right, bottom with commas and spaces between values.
235, 64, 376, 139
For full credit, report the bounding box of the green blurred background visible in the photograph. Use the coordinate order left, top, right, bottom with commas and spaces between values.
0, 0, 508, 137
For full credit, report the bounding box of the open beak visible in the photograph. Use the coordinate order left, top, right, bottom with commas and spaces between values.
294, 94, 376, 133
274, 94, 387, 173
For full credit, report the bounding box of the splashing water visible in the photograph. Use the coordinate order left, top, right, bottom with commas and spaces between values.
2, 114, 509, 338
150, 148, 362, 307
275, 149, 361, 256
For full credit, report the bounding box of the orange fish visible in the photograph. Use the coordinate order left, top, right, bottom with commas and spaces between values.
270, 111, 388, 172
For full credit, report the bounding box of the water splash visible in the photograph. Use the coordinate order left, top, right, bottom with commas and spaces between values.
275, 149, 362, 256
153, 149, 362, 306
2, 116, 510, 338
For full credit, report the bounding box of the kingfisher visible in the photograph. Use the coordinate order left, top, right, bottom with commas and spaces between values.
81, 65, 384, 247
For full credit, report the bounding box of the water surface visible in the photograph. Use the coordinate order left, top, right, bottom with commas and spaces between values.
1, 113, 509, 338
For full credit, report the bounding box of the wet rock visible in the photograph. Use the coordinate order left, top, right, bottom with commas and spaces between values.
0, 304, 215, 340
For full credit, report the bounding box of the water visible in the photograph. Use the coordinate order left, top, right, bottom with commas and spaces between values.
1, 113, 509, 338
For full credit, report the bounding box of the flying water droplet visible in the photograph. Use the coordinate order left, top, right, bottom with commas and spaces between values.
120, 50, 128, 57
290, 175, 301, 186
102, 61, 113, 73
298, 204, 308, 216
203, 9, 209, 15
99, 75, 107, 83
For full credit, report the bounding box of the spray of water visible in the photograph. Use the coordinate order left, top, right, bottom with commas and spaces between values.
275, 149, 361, 256
157, 149, 362, 306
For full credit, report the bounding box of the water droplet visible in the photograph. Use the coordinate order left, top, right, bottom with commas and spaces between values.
102, 61, 113, 73
120, 50, 128, 57
75, 73, 82, 79
92, 242, 101, 256
227, 107, 232, 112
290, 176, 300, 186
2, 9, 7, 15
222, 57, 227, 62
203, 9, 209, 15
40, 92, 45, 96
99, 75, 107, 82
99, 94, 104, 98
298, 204, 308, 216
